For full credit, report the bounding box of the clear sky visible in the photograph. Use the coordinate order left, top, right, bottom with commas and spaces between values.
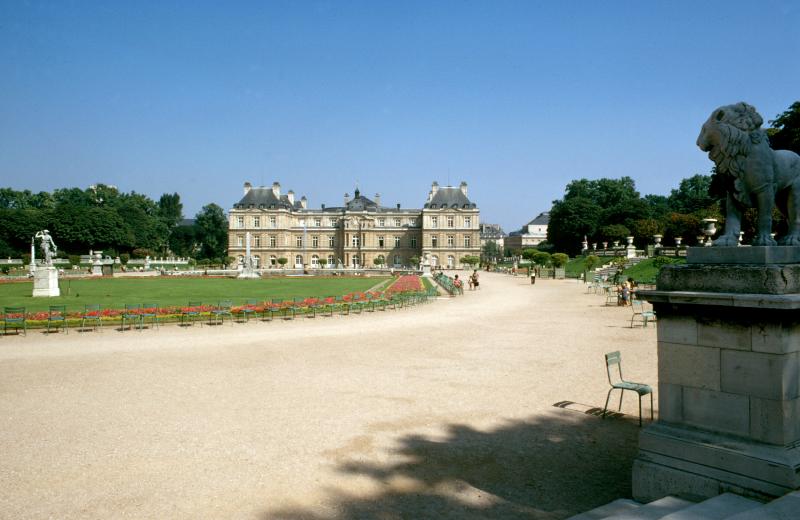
1, 1, 798, 232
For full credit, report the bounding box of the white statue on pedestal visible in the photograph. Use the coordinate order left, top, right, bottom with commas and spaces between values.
32, 230, 60, 297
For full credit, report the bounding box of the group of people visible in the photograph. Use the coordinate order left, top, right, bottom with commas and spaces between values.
617, 277, 637, 306
452, 270, 480, 291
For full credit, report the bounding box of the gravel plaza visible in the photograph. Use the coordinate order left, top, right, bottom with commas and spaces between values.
0, 272, 657, 519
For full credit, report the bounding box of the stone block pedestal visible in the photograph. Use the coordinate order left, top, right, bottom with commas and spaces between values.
636, 255, 800, 502
32, 266, 60, 297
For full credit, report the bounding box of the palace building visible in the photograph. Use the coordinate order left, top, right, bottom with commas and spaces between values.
228, 181, 480, 269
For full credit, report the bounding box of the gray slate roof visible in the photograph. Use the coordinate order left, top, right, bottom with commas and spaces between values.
424, 187, 476, 209
234, 188, 302, 210
528, 212, 550, 225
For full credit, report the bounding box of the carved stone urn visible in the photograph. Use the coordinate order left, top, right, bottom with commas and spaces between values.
653, 234, 663, 248
702, 218, 717, 247
674, 236, 682, 247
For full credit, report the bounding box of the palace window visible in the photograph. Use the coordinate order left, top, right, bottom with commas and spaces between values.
269, 235, 277, 248
410, 218, 416, 226
269, 216, 277, 228
237, 216, 244, 228
394, 254, 401, 265
431, 235, 438, 248
253, 216, 260, 228
296, 236, 303, 247
330, 218, 338, 227
352, 235, 360, 247
311, 255, 319, 266
410, 237, 417, 248
295, 255, 303, 267
447, 216, 454, 228
299, 219, 305, 227
378, 236, 385, 248
312, 235, 319, 248
394, 236, 400, 247
328, 254, 335, 265
431, 216, 438, 228
464, 235, 471, 248
394, 218, 401, 227
447, 235, 454, 247
328, 235, 335, 247
237, 235, 244, 246
254, 235, 261, 247
314, 218, 321, 227
378, 218, 385, 227
465, 216, 472, 227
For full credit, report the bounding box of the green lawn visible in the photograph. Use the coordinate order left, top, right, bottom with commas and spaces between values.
623, 258, 686, 284
0, 276, 391, 313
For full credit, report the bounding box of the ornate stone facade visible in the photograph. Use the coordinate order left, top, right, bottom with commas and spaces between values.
228, 181, 480, 269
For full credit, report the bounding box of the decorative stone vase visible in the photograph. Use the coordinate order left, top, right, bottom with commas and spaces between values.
675, 236, 682, 247
701, 218, 717, 247
592, 243, 597, 251
696, 235, 706, 246
602, 242, 608, 250
613, 240, 620, 248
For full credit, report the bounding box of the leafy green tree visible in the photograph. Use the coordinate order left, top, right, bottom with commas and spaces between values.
767, 101, 800, 154
194, 203, 228, 262
532, 251, 551, 266
481, 240, 501, 259
460, 255, 480, 267
373, 255, 385, 266
157, 193, 184, 228
667, 174, 716, 214
521, 248, 539, 262
551, 253, 569, 268
600, 224, 630, 242
169, 224, 197, 258
277, 257, 288, 267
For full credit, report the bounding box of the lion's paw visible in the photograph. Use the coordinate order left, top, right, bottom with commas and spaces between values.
712, 235, 740, 247
752, 235, 778, 246
779, 235, 800, 246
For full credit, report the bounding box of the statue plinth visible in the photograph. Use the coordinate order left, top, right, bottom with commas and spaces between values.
32, 266, 60, 297
237, 267, 260, 279
635, 260, 800, 502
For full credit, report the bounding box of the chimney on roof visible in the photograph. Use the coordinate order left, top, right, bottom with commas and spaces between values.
460, 181, 468, 197
300, 196, 307, 209
287, 190, 295, 205
396, 203, 401, 210
321, 203, 326, 210
429, 181, 439, 202
344, 193, 350, 205
244, 182, 252, 196
272, 182, 280, 198
374, 193, 381, 206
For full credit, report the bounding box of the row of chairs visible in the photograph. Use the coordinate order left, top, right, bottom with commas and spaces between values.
432, 272, 462, 295
2, 292, 435, 335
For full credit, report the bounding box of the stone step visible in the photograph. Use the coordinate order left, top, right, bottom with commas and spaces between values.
603, 496, 695, 520
659, 493, 762, 520
724, 490, 800, 519
566, 498, 642, 520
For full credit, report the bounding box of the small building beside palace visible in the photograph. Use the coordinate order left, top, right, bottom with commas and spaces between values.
504, 212, 550, 252
228, 181, 480, 269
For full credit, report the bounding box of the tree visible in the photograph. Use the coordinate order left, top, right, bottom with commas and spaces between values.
667, 174, 716, 215
551, 253, 569, 268
532, 251, 551, 266
277, 257, 288, 267
373, 255, 385, 266
481, 240, 501, 259
194, 203, 228, 262
767, 101, 800, 154
600, 224, 630, 242
157, 193, 184, 228
521, 248, 539, 262
460, 255, 480, 267
169, 224, 197, 258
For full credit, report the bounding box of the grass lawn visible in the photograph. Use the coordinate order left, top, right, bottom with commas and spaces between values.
0, 276, 391, 313
623, 258, 686, 284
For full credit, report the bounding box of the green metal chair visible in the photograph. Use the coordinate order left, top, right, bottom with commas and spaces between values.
268, 299, 283, 321
81, 304, 103, 332
47, 305, 68, 334
631, 299, 656, 328
121, 304, 142, 332
287, 298, 305, 320
603, 351, 653, 427
212, 300, 233, 325
336, 296, 349, 316
140, 303, 160, 330
180, 301, 202, 327
3, 306, 26, 336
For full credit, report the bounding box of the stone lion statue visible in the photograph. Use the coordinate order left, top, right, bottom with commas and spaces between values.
697, 102, 800, 246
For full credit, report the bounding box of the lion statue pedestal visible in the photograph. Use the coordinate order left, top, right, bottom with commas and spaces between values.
630, 103, 800, 504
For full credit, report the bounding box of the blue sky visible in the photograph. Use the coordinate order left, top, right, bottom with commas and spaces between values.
1, 1, 798, 232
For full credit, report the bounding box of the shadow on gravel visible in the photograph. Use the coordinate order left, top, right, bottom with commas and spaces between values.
261, 411, 640, 520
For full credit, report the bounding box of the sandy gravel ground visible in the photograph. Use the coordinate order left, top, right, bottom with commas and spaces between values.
0, 272, 657, 519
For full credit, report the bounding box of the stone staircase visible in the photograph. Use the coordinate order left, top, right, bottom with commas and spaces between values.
568, 490, 800, 520
594, 256, 647, 280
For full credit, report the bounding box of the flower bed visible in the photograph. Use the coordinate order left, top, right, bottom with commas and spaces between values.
386, 275, 423, 293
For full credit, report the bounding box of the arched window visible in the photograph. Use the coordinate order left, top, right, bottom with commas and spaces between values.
328, 254, 335, 266
253, 255, 261, 268
270, 255, 277, 266
311, 255, 319, 267
295, 255, 303, 268
393, 254, 401, 266
447, 255, 455, 268
431, 255, 439, 267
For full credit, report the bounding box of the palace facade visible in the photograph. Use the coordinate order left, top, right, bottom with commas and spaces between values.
228, 181, 480, 269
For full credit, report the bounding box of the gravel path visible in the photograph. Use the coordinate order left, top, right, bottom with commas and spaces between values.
0, 272, 657, 519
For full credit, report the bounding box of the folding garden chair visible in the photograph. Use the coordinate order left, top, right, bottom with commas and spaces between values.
603, 351, 653, 427
212, 300, 233, 325
3, 306, 26, 336
180, 301, 202, 327
121, 304, 142, 332
47, 305, 68, 334
81, 304, 103, 332
140, 303, 160, 330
